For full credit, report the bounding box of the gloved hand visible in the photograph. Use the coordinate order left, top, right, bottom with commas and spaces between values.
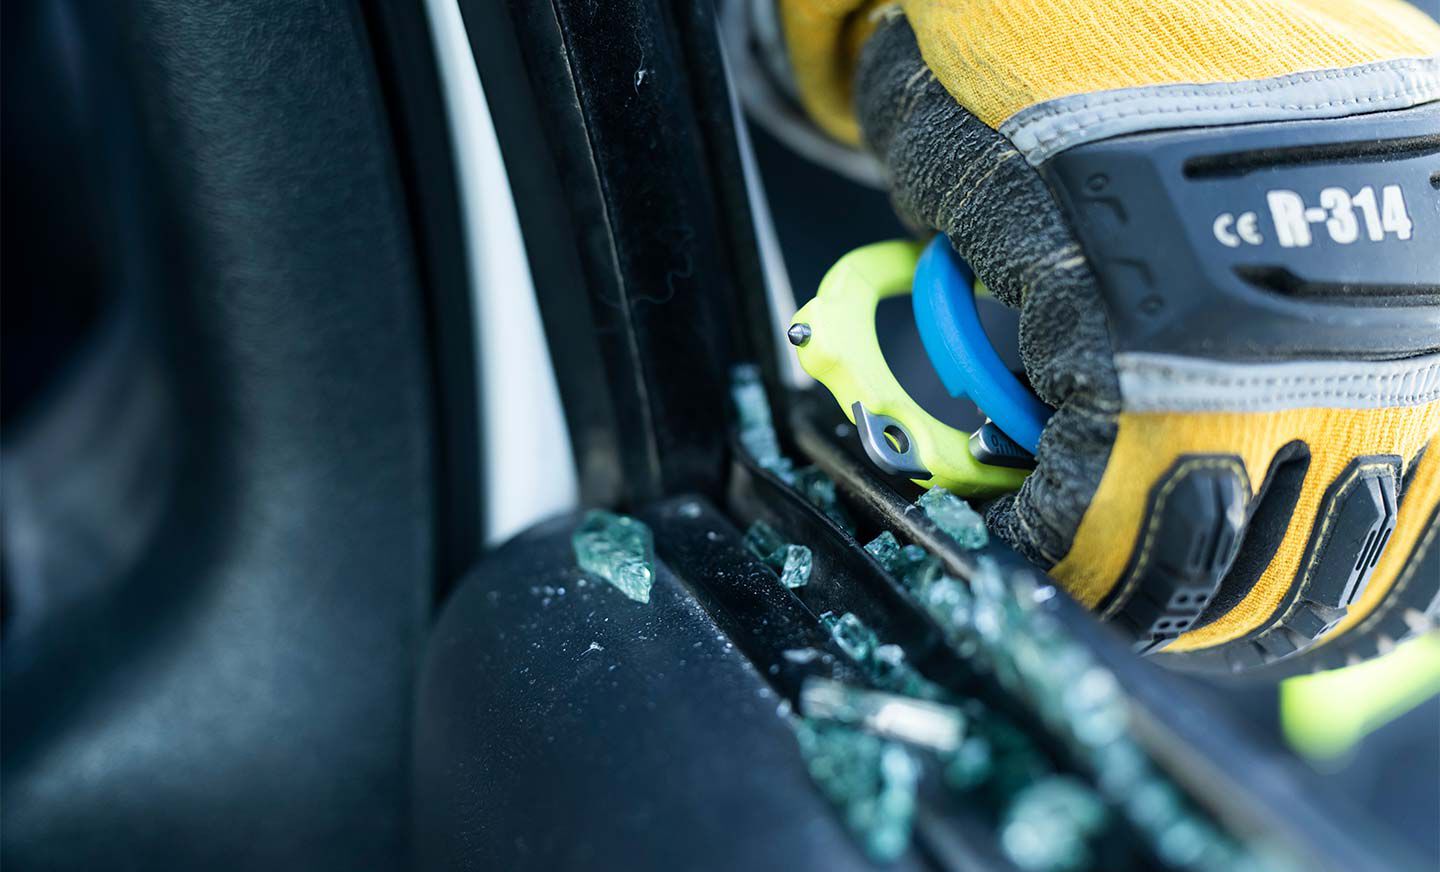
779, 0, 1440, 672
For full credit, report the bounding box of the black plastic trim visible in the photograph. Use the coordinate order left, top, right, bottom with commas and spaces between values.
1098, 456, 1248, 653
1044, 102, 1440, 360
1163, 455, 1401, 674
457, 0, 774, 507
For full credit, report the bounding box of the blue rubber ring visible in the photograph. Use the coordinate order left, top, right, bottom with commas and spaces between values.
912, 235, 1053, 455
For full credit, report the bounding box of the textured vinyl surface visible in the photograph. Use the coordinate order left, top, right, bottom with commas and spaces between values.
2, 2, 436, 869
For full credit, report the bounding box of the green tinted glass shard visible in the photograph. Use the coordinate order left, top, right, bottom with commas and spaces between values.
894, 545, 942, 590
840, 493, 1303, 872
1094, 741, 1149, 796
968, 555, 1011, 605
743, 520, 785, 560
793, 465, 855, 532
731, 365, 795, 482
979, 722, 1055, 801
871, 644, 907, 677
822, 611, 879, 664
870, 644, 944, 700
1062, 667, 1129, 748
773, 544, 813, 588
918, 486, 989, 549
864, 531, 942, 589
1033, 776, 1108, 832
1155, 814, 1225, 869
1126, 777, 1183, 836
943, 735, 993, 790
793, 719, 920, 862
820, 612, 942, 699
917, 576, 975, 630
572, 510, 655, 604
870, 744, 922, 860
1000, 776, 1108, 872
864, 531, 902, 571
742, 521, 811, 589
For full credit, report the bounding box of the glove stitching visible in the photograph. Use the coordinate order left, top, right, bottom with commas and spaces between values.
1007, 58, 1440, 124
947, 150, 1020, 216
1011, 497, 1067, 565
1131, 390, 1440, 408
1131, 364, 1440, 387
1121, 361, 1440, 409
1026, 78, 1440, 150
937, 140, 1007, 217
899, 67, 937, 123
1062, 402, 1122, 421
1020, 252, 1087, 291
1015, 241, 1082, 283
1014, 246, 1088, 310
1099, 457, 1247, 621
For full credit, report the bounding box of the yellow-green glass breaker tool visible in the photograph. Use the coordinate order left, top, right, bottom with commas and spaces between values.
788, 239, 1032, 498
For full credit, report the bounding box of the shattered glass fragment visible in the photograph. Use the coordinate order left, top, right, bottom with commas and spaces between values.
743, 520, 785, 560
1062, 667, 1128, 748
731, 364, 795, 482
896, 544, 1289, 872
967, 555, 1012, 608
869, 643, 944, 700
821, 612, 943, 699
872, 644, 904, 668
1156, 815, 1220, 869
1000, 777, 1108, 872
773, 544, 813, 588
914, 576, 974, 631
864, 531, 902, 571
854, 505, 1302, 872
571, 510, 655, 604
793, 465, 855, 532
982, 722, 1056, 800
865, 531, 942, 589
793, 719, 920, 862
822, 611, 879, 664
729, 368, 855, 533
917, 486, 989, 549
801, 677, 964, 752
943, 734, 993, 790
870, 744, 922, 860
893, 545, 943, 590
1125, 778, 1183, 836
743, 521, 812, 588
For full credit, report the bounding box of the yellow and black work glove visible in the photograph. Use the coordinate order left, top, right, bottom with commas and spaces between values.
780, 0, 1440, 673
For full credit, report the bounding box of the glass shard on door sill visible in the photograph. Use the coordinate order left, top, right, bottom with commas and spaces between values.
572, 510, 655, 604
743, 521, 813, 588
917, 486, 989, 550
1000, 776, 1109, 872
774, 544, 813, 588
792, 718, 921, 862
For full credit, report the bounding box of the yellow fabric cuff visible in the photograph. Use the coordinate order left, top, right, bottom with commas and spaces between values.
778, 0, 890, 144
780, 0, 1440, 138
